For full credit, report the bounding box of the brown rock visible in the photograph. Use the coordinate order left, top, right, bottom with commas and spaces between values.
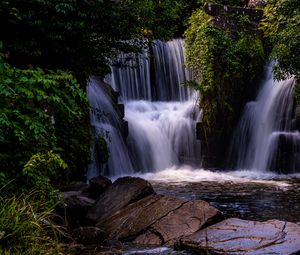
86, 175, 112, 199
96, 195, 182, 240
134, 200, 222, 245
86, 176, 154, 223
61, 191, 95, 228
73, 226, 107, 245
177, 218, 300, 255
97, 194, 222, 245
63, 191, 95, 210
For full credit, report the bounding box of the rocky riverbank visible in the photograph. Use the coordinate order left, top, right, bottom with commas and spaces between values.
58, 176, 300, 254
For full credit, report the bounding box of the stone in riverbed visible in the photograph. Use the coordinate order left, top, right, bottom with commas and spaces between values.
86, 175, 112, 199
86, 176, 154, 223
176, 218, 300, 255
97, 194, 222, 245
61, 191, 95, 228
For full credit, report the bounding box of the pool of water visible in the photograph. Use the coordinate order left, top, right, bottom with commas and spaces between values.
136, 167, 300, 223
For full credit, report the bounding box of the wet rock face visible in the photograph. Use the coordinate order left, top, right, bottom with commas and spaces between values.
96, 194, 222, 245
86, 176, 155, 223
177, 218, 300, 255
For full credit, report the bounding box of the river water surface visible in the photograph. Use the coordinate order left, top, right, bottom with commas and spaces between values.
134, 167, 300, 223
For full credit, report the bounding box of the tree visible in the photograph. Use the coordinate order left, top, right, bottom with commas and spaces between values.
260, 0, 300, 79
0, 0, 201, 81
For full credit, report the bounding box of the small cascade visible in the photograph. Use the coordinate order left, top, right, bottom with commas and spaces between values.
87, 39, 201, 178
230, 66, 299, 173
87, 77, 134, 179
125, 101, 201, 172
109, 50, 152, 101
152, 39, 193, 101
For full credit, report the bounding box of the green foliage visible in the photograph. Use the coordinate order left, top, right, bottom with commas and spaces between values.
260, 0, 300, 79
0, 54, 90, 190
185, 8, 265, 162
0, 0, 201, 78
185, 9, 264, 131
0, 192, 69, 255
22, 151, 67, 203
123, 0, 201, 40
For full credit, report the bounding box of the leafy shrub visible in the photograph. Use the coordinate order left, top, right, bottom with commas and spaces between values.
0, 53, 91, 190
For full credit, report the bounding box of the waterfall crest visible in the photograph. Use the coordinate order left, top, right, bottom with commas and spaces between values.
107, 39, 194, 102
230, 66, 298, 173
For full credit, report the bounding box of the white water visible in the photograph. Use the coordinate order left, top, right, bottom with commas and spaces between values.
87, 78, 134, 179
230, 67, 297, 172
125, 100, 201, 172
87, 39, 201, 179
107, 39, 193, 102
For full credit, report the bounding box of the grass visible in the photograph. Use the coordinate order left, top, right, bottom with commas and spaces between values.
0, 190, 69, 255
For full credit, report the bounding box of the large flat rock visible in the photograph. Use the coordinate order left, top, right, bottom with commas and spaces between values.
86, 177, 154, 222
177, 218, 300, 255
97, 194, 222, 245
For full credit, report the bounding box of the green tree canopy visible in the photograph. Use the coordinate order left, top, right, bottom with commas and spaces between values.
0, 0, 200, 81
260, 0, 300, 79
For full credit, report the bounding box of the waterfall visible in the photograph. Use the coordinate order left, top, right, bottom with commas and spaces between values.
87, 77, 134, 179
152, 39, 194, 101
126, 100, 201, 172
230, 66, 299, 173
87, 39, 201, 178
108, 39, 193, 102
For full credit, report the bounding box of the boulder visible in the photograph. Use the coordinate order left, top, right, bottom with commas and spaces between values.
97, 194, 222, 245
73, 226, 107, 245
134, 199, 222, 245
177, 218, 300, 255
61, 182, 89, 192
63, 191, 95, 210
86, 176, 154, 223
61, 191, 95, 228
86, 175, 112, 199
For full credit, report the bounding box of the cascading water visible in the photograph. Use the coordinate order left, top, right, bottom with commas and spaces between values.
108, 39, 193, 102
87, 77, 134, 179
126, 100, 201, 172
87, 39, 201, 178
230, 66, 299, 173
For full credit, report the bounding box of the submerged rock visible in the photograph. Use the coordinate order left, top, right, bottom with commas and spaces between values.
86, 176, 154, 223
177, 218, 300, 255
97, 194, 222, 245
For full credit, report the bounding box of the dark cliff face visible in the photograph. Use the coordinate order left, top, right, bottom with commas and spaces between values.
203, 3, 263, 34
